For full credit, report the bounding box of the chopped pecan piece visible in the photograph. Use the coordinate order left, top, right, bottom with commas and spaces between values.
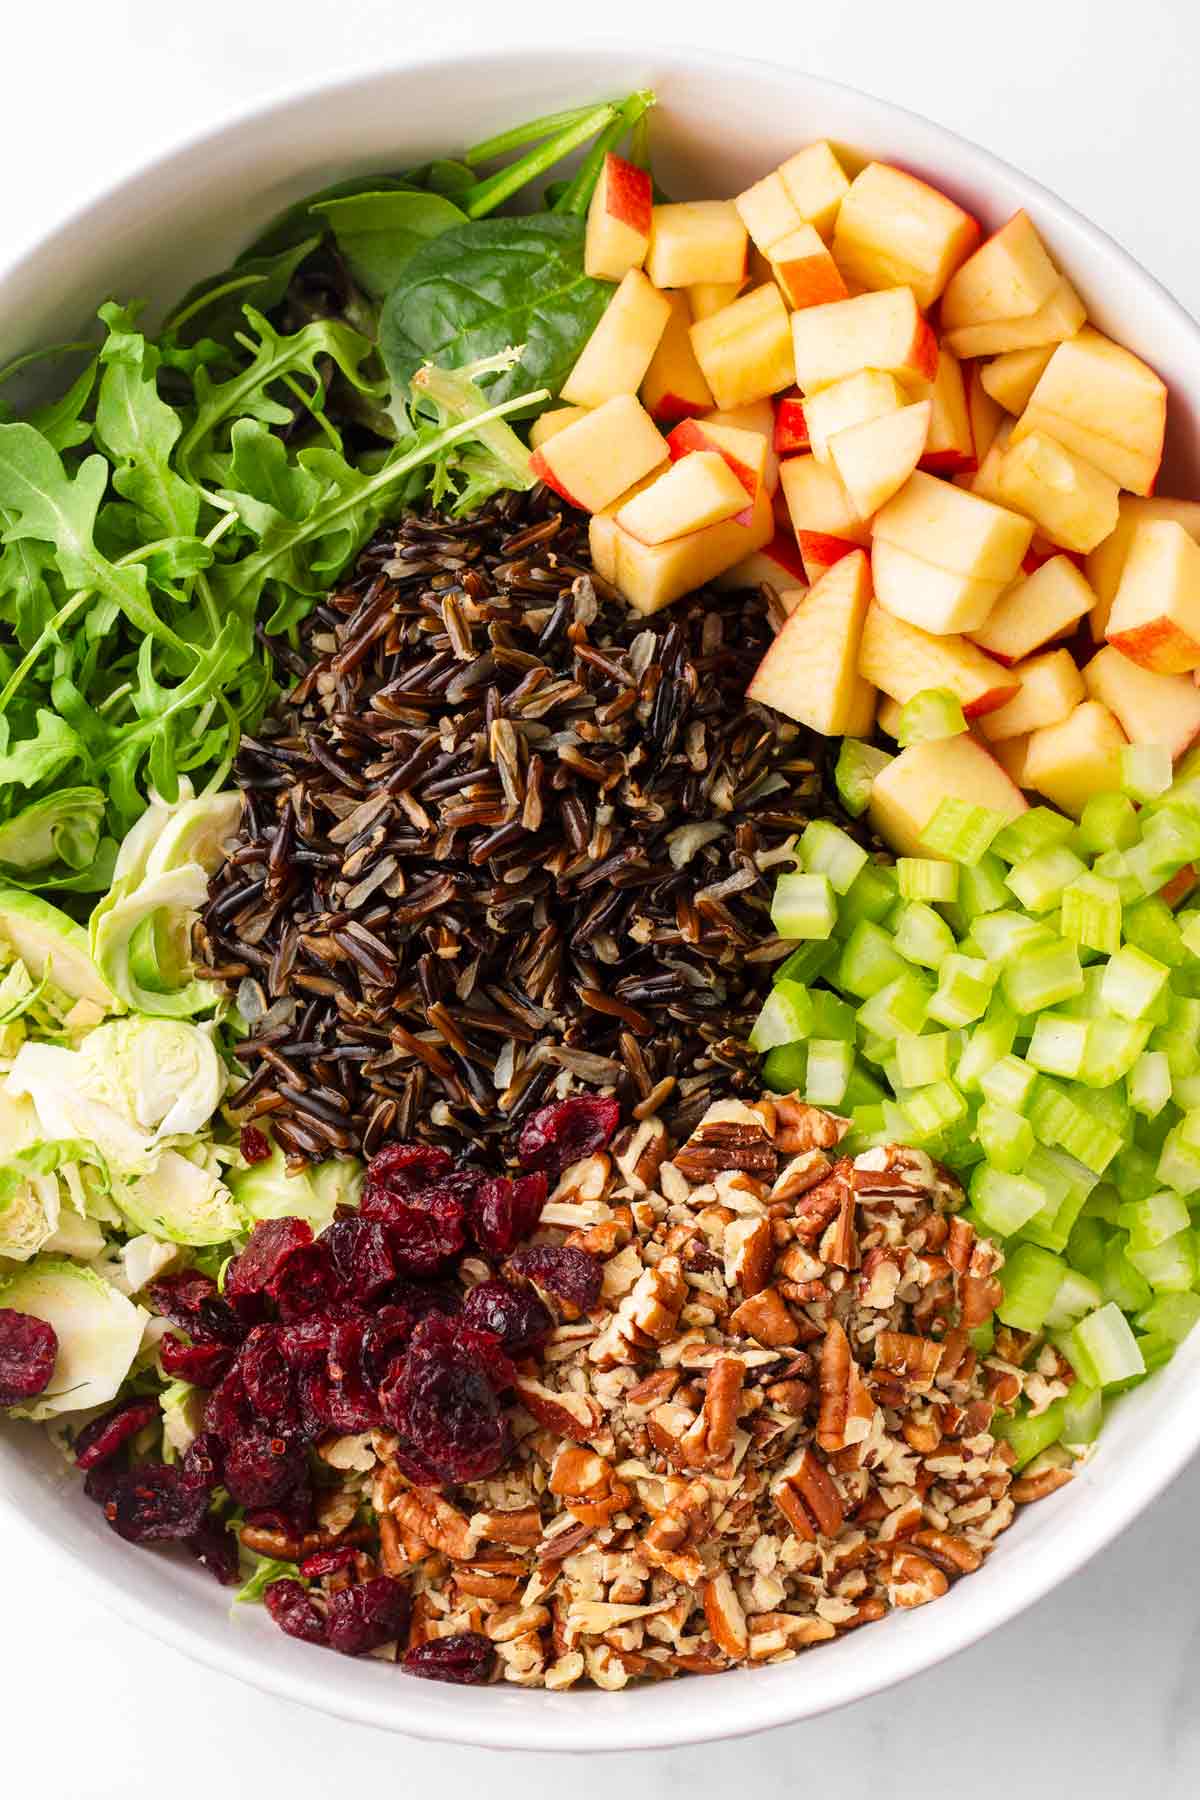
772, 1445, 844, 1540
678, 1355, 745, 1469
391, 1487, 479, 1561
702, 1572, 749, 1660
852, 1143, 936, 1194
816, 1318, 876, 1451
792, 1159, 854, 1241
1011, 1466, 1074, 1503
724, 1215, 773, 1296
773, 1098, 850, 1154
887, 1549, 950, 1607
874, 1330, 945, 1393
730, 1286, 800, 1348
515, 1375, 603, 1442
674, 1121, 778, 1183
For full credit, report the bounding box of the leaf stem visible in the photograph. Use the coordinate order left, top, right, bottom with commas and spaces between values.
553, 91, 655, 216
163, 273, 269, 336
461, 105, 617, 220
0, 340, 96, 390
461, 103, 602, 168
0, 587, 94, 715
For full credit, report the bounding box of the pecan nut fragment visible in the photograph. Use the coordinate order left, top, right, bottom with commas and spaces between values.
773, 1098, 851, 1155
514, 1375, 602, 1443
674, 1121, 778, 1183
792, 1159, 854, 1241
1011, 1466, 1074, 1504
729, 1286, 800, 1348
887, 1549, 950, 1608
816, 1318, 876, 1452
702, 1572, 749, 1660
874, 1330, 945, 1393
678, 1355, 745, 1469
772, 1444, 844, 1540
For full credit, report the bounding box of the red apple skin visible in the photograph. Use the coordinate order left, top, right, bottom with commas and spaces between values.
797, 530, 860, 583
649, 391, 711, 427
602, 153, 652, 236
759, 530, 810, 583
963, 681, 1023, 720
920, 447, 977, 475
774, 396, 810, 455
1108, 619, 1200, 672
1161, 864, 1198, 909
913, 318, 939, 385
529, 449, 585, 512
1022, 544, 1087, 575
666, 420, 758, 499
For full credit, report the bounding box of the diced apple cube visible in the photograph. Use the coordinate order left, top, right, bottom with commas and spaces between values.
1024, 701, 1127, 815
871, 539, 1003, 634
829, 400, 931, 519
529, 405, 589, 451
791, 287, 937, 394
796, 532, 862, 585
779, 453, 870, 547
640, 290, 714, 427
963, 416, 1015, 506
688, 280, 747, 321
980, 345, 1054, 414
560, 268, 672, 408
647, 201, 748, 288
869, 735, 1027, 858
690, 284, 795, 409
530, 394, 668, 513
584, 153, 653, 282
777, 142, 852, 240
1084, 645, 1200, 759
966, 364, 1005, 465
802, 369, 905, 465
616, 451, 749, 544
746, 548, 873, 732
1086, 497, 1200, 641
858, 602, 1019, 716
993, 427, 1119, 555
1106, 520, 1200, 673
702, 399, 780, 495
874, 469, 1034, 583
941, 210, 1060, 329
667, 418, 767, 508
1010, 326, 1167, 497
844, 674, 877, 736
774, 390, 810, 454
976, 649, 1085, 741
735, 171, 803, 254
712, 530, 810, 592
921, 345, 974, 474
876, 694, 903, 739
969, 554, 1094, 664
588, 467, 671, 584
769, 223, 849, 310
992, 732, 1034, 787
832, 163, 980, 310
943, 276, 1086, 359
608, 485, 775, 615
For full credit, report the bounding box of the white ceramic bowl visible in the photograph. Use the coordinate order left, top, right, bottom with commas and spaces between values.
3, 42, 1199, 1755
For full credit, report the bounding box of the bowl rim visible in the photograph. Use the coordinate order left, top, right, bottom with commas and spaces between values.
2, 37, 1200, 1752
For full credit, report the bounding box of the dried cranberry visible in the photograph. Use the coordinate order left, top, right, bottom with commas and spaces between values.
239, 1326, 296, 1426
359, 1304, 416, 1386
181, 1431, 225, 1493
326, 1576, 410, 1656
461, 1279, 553, 1357
73, 1398, 159, 1471
101, 1463, 209, 1543
506, 1244, 602, 1312
224, 1426, 308, 1508
239, 1125, 272, 1164
264, 1577, 328, 1645
204, 1366, 253, 1442
270, 1241, 343, 1322
368, 1189, 469, 1279
322, 1216, 395, 1301
469, 1172, 547, 1259
516, 1096, 621, 1176
0, 1308, 58, 1407
402, 1632, 494, 1685
277, 1305, 360, 1370
225, 1217, 313, 1306
244, 1484, 315, 1543
365, 1142, 453, 1189
83, 1461, 123, 1508
159, 1334, 235, 1388
298, 1545, 358, 1581
187, 1512, 240, 1585
378, 1315, 511, 1486
149, 1272, 242, 1345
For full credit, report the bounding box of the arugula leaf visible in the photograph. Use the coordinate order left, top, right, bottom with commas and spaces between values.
166, 237, 322, 345
379, 215, 612, 411
31, 359, 98, 453
95, 304, 199, 541
0, 709, 83, 787
310, 190, 467, 299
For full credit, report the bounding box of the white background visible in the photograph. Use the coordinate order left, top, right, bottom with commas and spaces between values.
4, 2, 1200, 1794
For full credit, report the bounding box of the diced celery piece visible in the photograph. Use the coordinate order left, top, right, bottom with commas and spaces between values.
1077, 1017, 1151, 1087
771, 872, 836, 940
900, 1079, 967, 1139
993, 1400, 1067, 1469
774, 939, 838, 987
858, 970, 933, 1040
955, 1004, 1019, 1094
1067, 1215, 1109, 1282
1135, 1292, 1200, 1344
804, 1038, 855, 1107
977, 1102, 1035, 1174
1126, 1228, 1197, 1293
946, 851, 1012, 927
1091, 849, 1144, 905
1155, 1120, 1200, 1193
978, 1052, 1038, 1110
927, 952, 996, 1028
1029, 1080, 1122, 1173
1060, 1382, 1103, 1445
1172, 1068, 1200, 1108
843, 1062, 886, 1108
1112, 1142, 1162, 1206
749, 979, 814, 1051
992, 807, 1076, 865
896, 686, 967, 747
1077, 791, 1138, 856
762, 1040, 807, 1094
837, 863, 899, 931
970, 1163, 1045, 1236
809, 989, 857, 1043
998, 1242, 1067, 1332
834, 920, 908, 999
895, 1032, 954, 1089
1069, 1302, 1147, 1387
1099, 1235, 1154, 1314
966, 909, 1054, 965
1127, 1049, 1172, 1118
1059, 874, 1122, 956
1083, 1182, 1122, 1224
896, 857, 959, 902
860, 1029, 892, 1067
1180, 910, 1200, 960
1001, 939, 1083, 1014
1135, 1333, 1175, 1373
892, 901, 956, 970
1151, 993, 1200, 1078
1020, 1146, 1096, 1253
1120, 743, 1173, 802
1027, 1014, 1090, 1079
798, 819, 869, 895
1101, 944, 1170, 1021
921, 798, 1009, 865
1116, 1188, 1190, 1250
835, 738, 893, 817
842, 1103, 889, 1153
1045, 1268, 1104, 1331
1006, 844, 1087, 914
1124, 896, 1187, 967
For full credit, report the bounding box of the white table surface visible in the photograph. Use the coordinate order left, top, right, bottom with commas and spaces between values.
4, 2, 1200, 1793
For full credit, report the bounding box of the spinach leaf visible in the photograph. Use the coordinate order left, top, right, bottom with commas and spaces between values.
166, 237, 322, 346
310, 191, 467, 300
243, 175, 414, 261
403, 159, 475, 197
379, 215, 612, 411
